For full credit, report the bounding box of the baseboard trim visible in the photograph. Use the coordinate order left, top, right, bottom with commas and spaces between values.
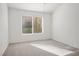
2, 43, 9, 56
51, 39, 79, 52
9, 39, 52, 45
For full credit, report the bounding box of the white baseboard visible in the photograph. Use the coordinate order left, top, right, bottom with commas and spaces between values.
1, 43, 9, 56
9, 39, 52, 45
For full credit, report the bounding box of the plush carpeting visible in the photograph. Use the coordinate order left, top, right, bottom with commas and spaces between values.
3, 39, 79, 56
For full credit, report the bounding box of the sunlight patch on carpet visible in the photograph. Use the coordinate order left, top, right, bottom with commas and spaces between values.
31, 43, 74, 56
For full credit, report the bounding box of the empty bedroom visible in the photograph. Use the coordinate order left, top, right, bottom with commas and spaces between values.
0, 3, 79, 56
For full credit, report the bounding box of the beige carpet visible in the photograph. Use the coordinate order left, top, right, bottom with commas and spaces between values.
3, 39, 79, 56
3, 41, 56, 56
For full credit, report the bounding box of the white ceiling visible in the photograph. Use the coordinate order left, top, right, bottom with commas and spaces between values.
8, 3, 62, 13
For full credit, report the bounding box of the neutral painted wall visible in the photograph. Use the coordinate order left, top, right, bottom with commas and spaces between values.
52, 3, 79, 48
8, 8, 52, 43
0, 3, 8, 55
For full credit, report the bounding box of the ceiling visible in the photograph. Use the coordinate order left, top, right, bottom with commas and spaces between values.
8, 3, 62, 13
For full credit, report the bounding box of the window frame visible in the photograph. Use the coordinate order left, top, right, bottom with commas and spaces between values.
21, 15, 43, 35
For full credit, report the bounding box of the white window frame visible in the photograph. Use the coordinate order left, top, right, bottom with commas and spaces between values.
21, 15, 43, 35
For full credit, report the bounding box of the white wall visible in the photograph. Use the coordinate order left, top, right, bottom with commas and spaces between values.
0, 3, 8, 55
52, 3, 79, 48
9, 8, 52, 43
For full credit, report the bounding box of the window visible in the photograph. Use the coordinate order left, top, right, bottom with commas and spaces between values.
22, 16, 32, 33
34, 16, 42, 33
22, 16, 42, 34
